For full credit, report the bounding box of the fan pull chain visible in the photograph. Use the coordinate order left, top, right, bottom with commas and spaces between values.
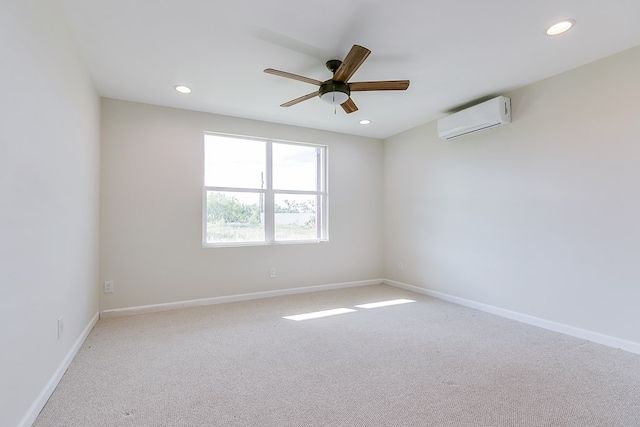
333, 84, 337, 114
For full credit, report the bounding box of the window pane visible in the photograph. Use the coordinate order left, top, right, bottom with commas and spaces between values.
204, 135, 265, 189
274, 194, 321, 241
205, 191, 264, 243
273, 143, 322, 191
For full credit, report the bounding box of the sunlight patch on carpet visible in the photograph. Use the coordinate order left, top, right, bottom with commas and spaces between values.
355, 299, 416, 309
283, 308, 357, 321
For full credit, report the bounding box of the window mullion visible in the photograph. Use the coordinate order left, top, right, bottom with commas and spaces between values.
316, 147, 322, 238
204, 186, 264, 193
264, 141, 274, 243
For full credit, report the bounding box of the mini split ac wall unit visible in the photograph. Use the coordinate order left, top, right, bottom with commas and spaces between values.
437, 96, 511, 140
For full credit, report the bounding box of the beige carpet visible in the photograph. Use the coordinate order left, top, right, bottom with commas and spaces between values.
34, 284, 640, 426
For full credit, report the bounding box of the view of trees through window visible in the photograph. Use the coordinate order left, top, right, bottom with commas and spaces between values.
203, 134, 327, 245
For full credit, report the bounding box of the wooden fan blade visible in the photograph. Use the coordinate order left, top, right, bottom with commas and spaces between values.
349, 80, 410, 91
264, 68, 322, 86
333, 45, 371, 82
280, 91, 319, 107
341, 97, 358, 114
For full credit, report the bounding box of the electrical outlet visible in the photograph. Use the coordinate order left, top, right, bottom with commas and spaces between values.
399, 261, 404, 271
269, 267, 276, 278
104, 280, 114, 293
57, 316, 64, 339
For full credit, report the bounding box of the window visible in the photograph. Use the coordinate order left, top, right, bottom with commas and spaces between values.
203, 133, 327, 246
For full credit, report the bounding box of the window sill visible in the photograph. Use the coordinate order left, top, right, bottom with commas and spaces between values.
202, 239, 328, 249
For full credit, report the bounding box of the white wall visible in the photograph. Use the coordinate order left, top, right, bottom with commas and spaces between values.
0, 1, 100, 426
383, 45, 640, 345
100, 99, 383, 311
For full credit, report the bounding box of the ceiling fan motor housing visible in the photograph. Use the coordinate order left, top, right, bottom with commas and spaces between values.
319, 79, 350, 101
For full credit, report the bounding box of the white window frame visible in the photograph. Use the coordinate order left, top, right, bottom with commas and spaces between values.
202, 132, 328, 247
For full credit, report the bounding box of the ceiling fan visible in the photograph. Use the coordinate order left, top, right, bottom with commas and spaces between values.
264, 44, 410, 114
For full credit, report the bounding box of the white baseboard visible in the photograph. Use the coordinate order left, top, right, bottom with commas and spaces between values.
19, 311, 99, 427
384, 279, 640, 355
100, 279, 384, 318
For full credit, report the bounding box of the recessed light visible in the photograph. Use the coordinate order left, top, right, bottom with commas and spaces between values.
359, 119, 371, 125
174, 85, 192, 94
546, 20, 575, 36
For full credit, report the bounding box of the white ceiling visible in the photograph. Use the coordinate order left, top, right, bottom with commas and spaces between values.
57, 0, 640, 139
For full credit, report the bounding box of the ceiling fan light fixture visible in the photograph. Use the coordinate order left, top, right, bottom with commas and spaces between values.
319, 80, 350, 105
320, 91, 349, 105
